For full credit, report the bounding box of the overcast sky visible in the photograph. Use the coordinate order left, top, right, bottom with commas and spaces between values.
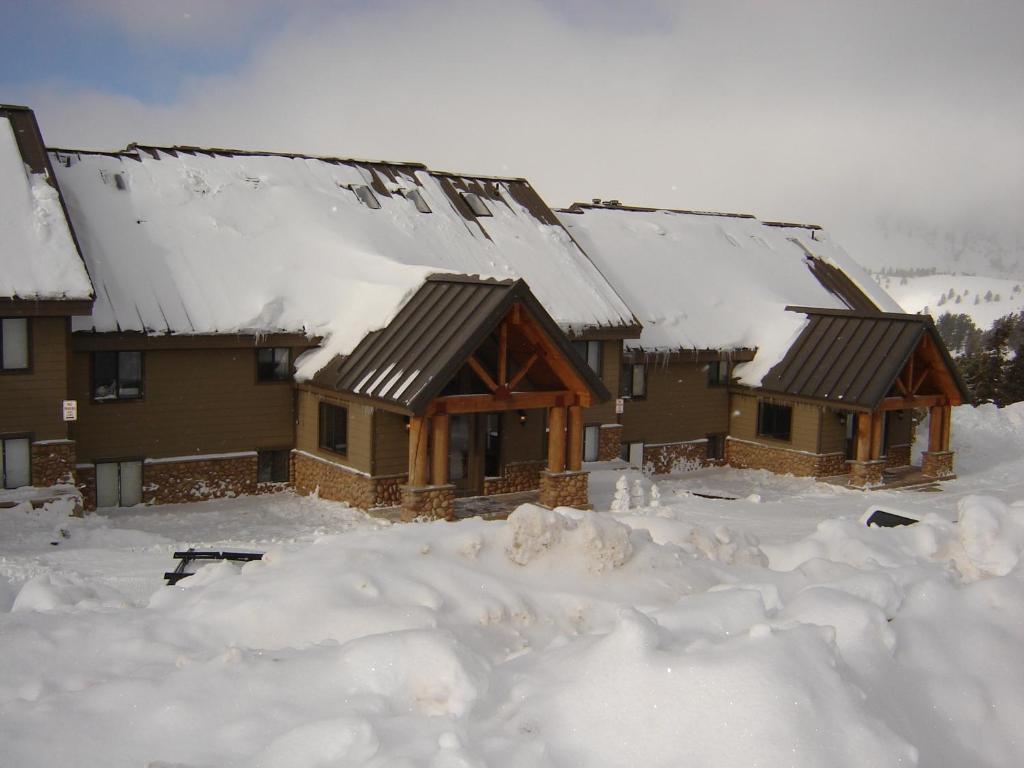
3, 0, 1022, 242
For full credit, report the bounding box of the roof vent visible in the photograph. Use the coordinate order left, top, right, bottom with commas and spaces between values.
606, 199, 620, 206
592, 198, 602, 204
352, 184, 381, 210
461, 192, 492, 217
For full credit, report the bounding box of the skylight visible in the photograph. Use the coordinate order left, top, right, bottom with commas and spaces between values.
352, 184, 381, 210
461, 192, 492, 217
404, 188, 432, 214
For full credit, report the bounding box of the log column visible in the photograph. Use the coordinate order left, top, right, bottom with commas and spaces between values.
408, 415, 429, 487
431, 412, 449, 486
567, 405, 583, 471
849, 411, 885, 487
922, 404, 955, 479
547, 405, 567, 473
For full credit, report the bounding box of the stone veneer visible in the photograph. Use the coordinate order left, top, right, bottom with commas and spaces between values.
921, 450, 955, 479
643, 441, 708, 475
143, 455, 258, 505
885, 444, 912, 469
598, 425, 623, 461
401, 485, 455, 521
726, 437, 846, 477
293, 450, 403, 509
31, 440, 76, 486
483, 460, 545, 495
538, 470, 589, 509
849, 459, 886, 487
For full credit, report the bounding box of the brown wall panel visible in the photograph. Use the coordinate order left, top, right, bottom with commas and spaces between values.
730, 392, 821, 453
621, 360, 730, 444
0, 317, 69, 441
72, 346, 297, 462
819, 408, 848, 454
295, 388, 373, 474
373, 410, 409, 476
501, 410, 546, 464
581, 339, 620, 424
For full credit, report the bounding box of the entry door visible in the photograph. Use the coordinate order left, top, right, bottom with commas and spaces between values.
1, 437, 31, 489
96, 461, 143, 508
449, 415, 486, 496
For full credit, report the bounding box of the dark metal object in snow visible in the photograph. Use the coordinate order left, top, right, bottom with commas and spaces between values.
864, 509, 919, 528
164, 548, 263, 585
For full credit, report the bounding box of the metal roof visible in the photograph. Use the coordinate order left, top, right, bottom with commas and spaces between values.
312, 275, 611, 414
759, 308, 970, 409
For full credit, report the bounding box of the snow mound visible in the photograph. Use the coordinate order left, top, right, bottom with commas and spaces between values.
502, 504, 633, 572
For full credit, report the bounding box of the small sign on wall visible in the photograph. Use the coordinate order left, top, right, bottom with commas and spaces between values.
615, 398, 625, 414
62, 400, 78, 421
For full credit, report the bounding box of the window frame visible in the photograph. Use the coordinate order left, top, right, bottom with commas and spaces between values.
583, 424, 601, 462
256, 347, 291, 383
707, 360, 729, 388
621, 362, 647, 399
318, 401, 349, 457
756, 401, 793, 442
0, 317, 31, 373
257, 448, 291, 484
573, 340, 603, 378
461, 192, 492, 217
91, 350, 144, 402
706, 433, 726, 461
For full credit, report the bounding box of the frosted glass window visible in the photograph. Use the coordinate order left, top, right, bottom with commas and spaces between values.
1, 318, 29, 370
95, 463, 119, 507
461, 192, 492, 217
95, 461, 143, 507
119, 461, 143, 506
628, 442, 645, 468
1, 438, 31, 489
583, 425, 600, 462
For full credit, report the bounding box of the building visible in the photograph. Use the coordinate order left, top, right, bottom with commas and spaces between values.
557, 202, 968, 486
1, 106, 968, 516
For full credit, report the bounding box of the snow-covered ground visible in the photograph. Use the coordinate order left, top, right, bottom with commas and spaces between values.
3, 405, 1024, 767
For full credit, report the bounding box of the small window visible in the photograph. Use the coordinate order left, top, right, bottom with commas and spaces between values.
257, 348, 290, 381
621, 363, 646, 399
258, 450, 290, 483
352, 184, 381, 209
461, 192, 492, 217
757, 402, 792, 442
573, 340, 603, 377
1, 437, 31, 489
583, 425, 600, 462
95, 460, 142, 507
706, 433, 726, 461
403, 188, 432, 214
318, 402, 348, 455
92, 351, 143, 400
1, 318, 29, 370
707, 360, 728, 387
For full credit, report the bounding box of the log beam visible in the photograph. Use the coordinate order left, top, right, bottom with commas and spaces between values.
548, 406, 567, 473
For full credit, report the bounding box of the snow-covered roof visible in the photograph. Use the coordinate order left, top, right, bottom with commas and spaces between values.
0, 112, 92, 302
51, 146, 637, 379
557, 204, 903, 385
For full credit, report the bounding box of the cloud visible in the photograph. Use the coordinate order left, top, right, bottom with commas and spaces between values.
18, 0, 1024, 242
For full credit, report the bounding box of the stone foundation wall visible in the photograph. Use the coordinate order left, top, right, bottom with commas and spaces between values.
726, 437, 845, 478
598, 425, 623, 462
538, 470, 589, 509
643, 441, 707, 475
849, 459, 886, 488
922, 450, 955, 479
31, 441, 76, 486
885, 444, 912, 469
293, 450, 379, 509
484, 460, 545, 495
401, 485, 455, 521
143, 455, 257, 505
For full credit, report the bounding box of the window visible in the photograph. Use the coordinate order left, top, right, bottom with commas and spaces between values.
403, 188, 432, 214
95, 460, 142, 507
92, 351, 142, 400
620, 363, 646, 398
318, 402, 348, 455
257, 348, 290, 381
461, 192, 492, 217
707, 360, 728, 387
1, 318, 29, 371
258, 450, 290, 483
352, 184, 381, 209
706, 433, 726, 461
619, 441, 644, 468
583, 425, 600, 462
757, 402, 792, 441
573, 340, 603, 377
1, 437, 31, 489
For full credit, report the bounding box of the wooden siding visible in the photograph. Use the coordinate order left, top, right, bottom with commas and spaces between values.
886, 410, 913, 446
581, 339, 621, 424
295, 387, 374, 474
0, 317, 69, 441
501, 410, 546, 465
621, 360, 730, 444
72, 346, 296, 463
373, 409, 409, 476
819, 408, 848, 454
729, 392, 821, 453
